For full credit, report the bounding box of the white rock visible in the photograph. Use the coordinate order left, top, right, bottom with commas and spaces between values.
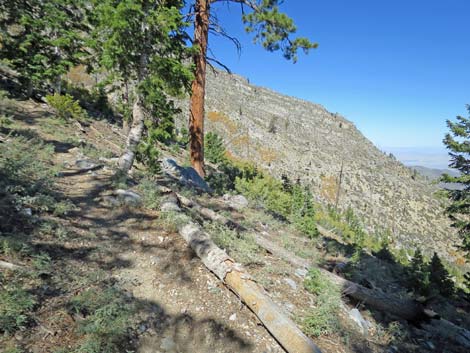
229, 313, 237, 321
284, 278, 297, 290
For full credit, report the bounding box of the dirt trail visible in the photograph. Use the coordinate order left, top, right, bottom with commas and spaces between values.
54, 150, 284, 353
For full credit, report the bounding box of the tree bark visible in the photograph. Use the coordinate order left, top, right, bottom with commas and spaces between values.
189, 0, 210, 178
117, 98, 145, 173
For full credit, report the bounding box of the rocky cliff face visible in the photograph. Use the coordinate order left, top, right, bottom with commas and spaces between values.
176, 70, 460, 262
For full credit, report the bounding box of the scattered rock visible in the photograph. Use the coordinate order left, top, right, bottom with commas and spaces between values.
348, 308, 371, 334
294, 268, 308, 278
283, 278, 297, 290
115, 189, 142, 206
101, 195, 121, 207
223, 194, 249, 210
75, 159, 96, 170
161, 201, 181, 212
160, 336, 176, 352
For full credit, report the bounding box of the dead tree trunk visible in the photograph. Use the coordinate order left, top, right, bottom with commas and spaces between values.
160, 195, 322, 353
117, 98, 145, 173
170, 191, 470, 348
189, 0, 210, 178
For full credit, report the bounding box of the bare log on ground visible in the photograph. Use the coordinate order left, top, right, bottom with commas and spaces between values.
0, 260, 28, 272
168, 192, 470, 348
160, 195, 322, 353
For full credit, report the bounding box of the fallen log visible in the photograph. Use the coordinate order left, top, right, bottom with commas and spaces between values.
160, 195, 322, 353
168, 191, 470, 348
0, 260, 28, 272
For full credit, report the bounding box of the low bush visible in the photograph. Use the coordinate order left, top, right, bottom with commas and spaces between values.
205, 132, 226, 164
69, 286, 135, 353
0, 135, 58, 234
0, 282, 36, 334
45, 93, 88, 121
303, 268, 341, 336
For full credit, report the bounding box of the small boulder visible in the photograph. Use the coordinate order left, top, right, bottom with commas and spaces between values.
294, 268, 308, 278
223, 194, 249, 210
284, 278, 297, 290
349, 308, 371, 334
115, 189, 142, 206
161, 158, 211, 193
75, 159, 96, 170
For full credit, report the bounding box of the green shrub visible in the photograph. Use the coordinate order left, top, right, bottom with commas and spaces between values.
0, 135, 57, 234
208, 223, 261, 265
0, 284, 36, 333
69, 287, 135, 353
206, 158, 259, 194
205, 132, 226, 164
137, 177, 160, 210
290, 185, 318, 238
45, 93, 88, 121
303, 268, 341, 336
136, 140, 161, 174
429, 252, 455, 297
406, 248, 430, 296
236, 175, 292, 217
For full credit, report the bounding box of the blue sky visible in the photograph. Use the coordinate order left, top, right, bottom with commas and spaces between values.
203, 0, 470, 168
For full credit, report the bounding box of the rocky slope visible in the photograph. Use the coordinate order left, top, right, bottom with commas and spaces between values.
177, 70, 460, 262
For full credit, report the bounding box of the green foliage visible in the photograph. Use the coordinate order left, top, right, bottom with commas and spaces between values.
0, 135, 59, 234
235, 173, 318, 237
0, 0, 86, 94
205, 132, 226, 164
290, 185, 318, 237
241, 0, 318, 63
89, 0, 193, 172
136, 140, 161, 174
45, 93, 88, 121
303, 268, 341, 336
137, 177, 160, 210
0, 114, 14, 127
206, 158, 259, 194
208, 223, 260, 265
69, 287, 135, 353
236, 174, 292, 216
0, 282, 36, 334
406, 248, 430, 296
442, 105, 470, 260
429, 252, 455, 297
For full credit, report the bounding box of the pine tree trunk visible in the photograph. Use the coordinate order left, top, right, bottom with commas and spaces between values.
189, 0, 210, 178
117, 98, 145, 173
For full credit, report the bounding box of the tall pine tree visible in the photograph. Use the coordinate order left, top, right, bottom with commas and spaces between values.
442, 105, 470, 293
186, 0, 318, 177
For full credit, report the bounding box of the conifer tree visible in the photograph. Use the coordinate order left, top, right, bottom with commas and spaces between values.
89, 0, 193, 173
429, 252, 454, 297
0, 0, 86, 96
442, 105, 470, 259
406, 248, 430, 296
442, 105, 470, 293
187, 0, 318, 177
291, 184, 317, 238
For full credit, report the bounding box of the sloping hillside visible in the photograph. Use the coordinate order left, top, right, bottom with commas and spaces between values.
177, 70, 459, 262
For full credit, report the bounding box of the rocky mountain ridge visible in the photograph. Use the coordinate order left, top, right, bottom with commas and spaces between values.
176, 70, 461, 263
